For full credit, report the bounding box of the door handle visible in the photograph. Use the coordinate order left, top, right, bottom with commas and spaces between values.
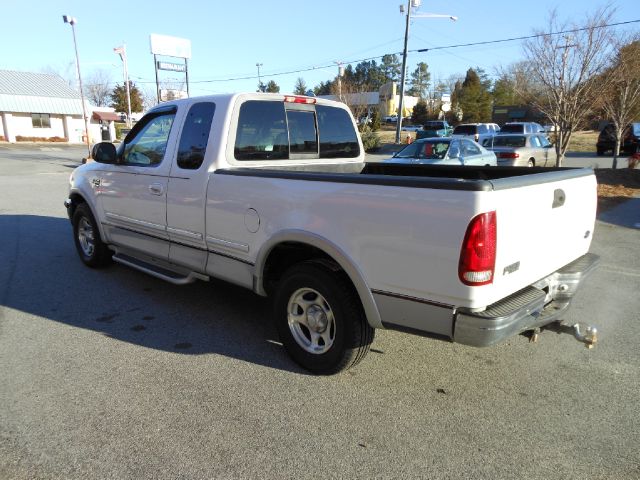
149, 183, 164, 196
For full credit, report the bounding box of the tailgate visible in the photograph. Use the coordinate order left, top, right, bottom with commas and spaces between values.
473, 170, 597, 308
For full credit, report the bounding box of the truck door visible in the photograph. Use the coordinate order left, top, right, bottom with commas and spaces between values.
98, 107, 177, 260
166, 102, 216, 271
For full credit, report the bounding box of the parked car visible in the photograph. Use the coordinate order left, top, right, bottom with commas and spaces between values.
452, 123, 499, 145
416, 120, 453, 139
596, 123, 640, 156
499, 122, 545, 134
383, 115, 398, 123
484, 133, 557, 167
386, 137, 497, 166
401, 124, 423, 132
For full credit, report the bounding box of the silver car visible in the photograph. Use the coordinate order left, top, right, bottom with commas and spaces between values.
483, 133, 557, 167
387, 138, 497, 166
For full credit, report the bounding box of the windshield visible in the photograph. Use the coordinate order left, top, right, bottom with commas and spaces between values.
492, 136, 526, 147
453, 125, 476, 135
394, 140, 450, 159
633, 123, 640, 136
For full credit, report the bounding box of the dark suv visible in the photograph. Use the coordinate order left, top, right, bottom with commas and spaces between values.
596, 123, 640, 156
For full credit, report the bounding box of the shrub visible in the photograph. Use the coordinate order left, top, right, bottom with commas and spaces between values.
369, 110, 381, 132
360, 126, 381, 152
15, 136, 67, 142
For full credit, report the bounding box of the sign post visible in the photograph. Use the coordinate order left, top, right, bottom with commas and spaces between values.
150, 34, 192, 103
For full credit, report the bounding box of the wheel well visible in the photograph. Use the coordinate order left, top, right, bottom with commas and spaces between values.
68, 193, 87, 218
529, 158, 535, 166
262, 242, 347, 297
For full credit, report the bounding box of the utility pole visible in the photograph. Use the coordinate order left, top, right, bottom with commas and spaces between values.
556, 35, 576, 167
335, 61, 344, 102
256, 63, 263, 92
395, 0, 412, 144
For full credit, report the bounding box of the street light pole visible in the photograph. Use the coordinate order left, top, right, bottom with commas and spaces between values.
114, 44, 132, 127
395, 5, 458, 144
63, 15, 91, 159
256, 63, 263, 92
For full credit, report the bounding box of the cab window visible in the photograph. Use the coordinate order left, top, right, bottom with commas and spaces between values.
235, 101, 288, 160
177, 102, 216, 170
123, 111, 175, 166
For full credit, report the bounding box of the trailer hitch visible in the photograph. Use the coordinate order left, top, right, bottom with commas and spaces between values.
540, 322, 598, 349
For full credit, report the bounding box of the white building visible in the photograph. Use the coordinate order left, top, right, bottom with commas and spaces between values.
0, 70, 119, 144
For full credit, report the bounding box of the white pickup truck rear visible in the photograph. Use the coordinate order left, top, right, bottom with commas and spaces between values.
65, 93, 599, 374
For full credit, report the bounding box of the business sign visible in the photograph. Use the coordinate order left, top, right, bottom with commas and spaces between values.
160, 89, 188, 101
157, 61, 186, 72
150, 34, 192, 59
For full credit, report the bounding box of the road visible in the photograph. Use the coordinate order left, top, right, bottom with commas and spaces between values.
1, 145, 639, 479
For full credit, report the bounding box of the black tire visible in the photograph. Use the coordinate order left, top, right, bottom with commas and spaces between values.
273, 261, 374, 374
72, 203, 112, 268
527, 158, 535, 167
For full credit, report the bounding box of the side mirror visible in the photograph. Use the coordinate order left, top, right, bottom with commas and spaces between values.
91, 142, 117, 164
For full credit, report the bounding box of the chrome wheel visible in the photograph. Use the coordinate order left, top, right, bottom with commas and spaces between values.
287, 287, 336, 354
77, 216, 95, 257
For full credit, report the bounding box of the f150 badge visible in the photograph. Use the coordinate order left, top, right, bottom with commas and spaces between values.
503, 261, 520, 276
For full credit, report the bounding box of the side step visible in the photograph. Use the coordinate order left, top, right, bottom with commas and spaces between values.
112, 253, 209, 285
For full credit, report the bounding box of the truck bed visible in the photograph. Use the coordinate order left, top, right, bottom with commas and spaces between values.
217, 163, 594, 192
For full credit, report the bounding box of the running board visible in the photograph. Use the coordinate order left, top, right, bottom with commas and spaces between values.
112, 253, 209, 285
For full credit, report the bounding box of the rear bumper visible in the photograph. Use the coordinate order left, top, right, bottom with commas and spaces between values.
453, 253, 600, 347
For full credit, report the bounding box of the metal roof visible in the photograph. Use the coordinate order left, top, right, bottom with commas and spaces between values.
0, 70, 84, 115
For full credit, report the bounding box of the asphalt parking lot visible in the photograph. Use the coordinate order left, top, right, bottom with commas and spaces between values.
1, 144, 639, 479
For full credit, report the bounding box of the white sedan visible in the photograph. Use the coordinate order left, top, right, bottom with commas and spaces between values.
386, 137, 497, 166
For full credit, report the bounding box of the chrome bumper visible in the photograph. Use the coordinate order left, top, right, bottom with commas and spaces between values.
453, 253, 600, 347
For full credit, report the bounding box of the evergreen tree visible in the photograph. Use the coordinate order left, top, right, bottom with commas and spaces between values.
110, 81, 143, 113
381, 54, 401, 83
492, 75, 518, 106
407, 63, 431, 98
458, 68, 492, 122
265, 80, 280, 93
294, 77, 307, 95
411, 100, 429, 125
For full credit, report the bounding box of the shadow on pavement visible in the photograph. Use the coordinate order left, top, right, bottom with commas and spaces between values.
0, 214, 309, 375
597, 196, 640, 229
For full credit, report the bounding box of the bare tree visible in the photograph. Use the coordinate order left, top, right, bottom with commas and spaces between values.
522, 7, 615, 166
40, 62, 76, 89
84, 69, 112, 107
600, 36, 640, 168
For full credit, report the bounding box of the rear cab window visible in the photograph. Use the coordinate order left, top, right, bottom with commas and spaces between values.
233, 99, 360, 163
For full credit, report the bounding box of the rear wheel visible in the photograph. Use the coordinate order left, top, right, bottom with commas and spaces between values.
72, 203, 112, 268
273, 261, 374, 374
527, 158, 535, 167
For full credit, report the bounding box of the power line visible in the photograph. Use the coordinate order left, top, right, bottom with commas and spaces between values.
414, 19, 640, 53
86, 18, 640, 87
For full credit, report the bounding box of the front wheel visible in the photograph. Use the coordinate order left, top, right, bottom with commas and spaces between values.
273, 261, 374, 374
72, 203, 112, 268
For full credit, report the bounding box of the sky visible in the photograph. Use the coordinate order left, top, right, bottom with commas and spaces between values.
2, 0, 638, 101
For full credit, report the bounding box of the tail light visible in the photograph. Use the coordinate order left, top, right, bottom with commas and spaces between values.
459, 212, 497, 286
498, 152, 520, 159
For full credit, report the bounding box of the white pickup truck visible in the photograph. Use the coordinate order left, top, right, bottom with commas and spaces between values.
65, 93, 599, 374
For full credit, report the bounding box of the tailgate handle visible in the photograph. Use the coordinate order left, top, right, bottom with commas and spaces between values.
552, 189, 566, 208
